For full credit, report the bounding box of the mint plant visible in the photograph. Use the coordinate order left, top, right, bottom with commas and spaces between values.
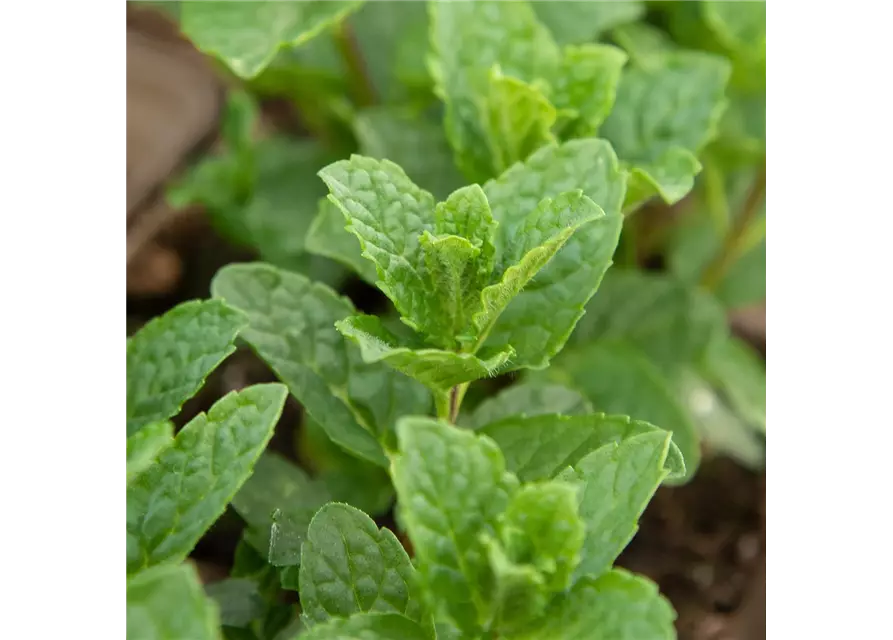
128, 1, 766, 637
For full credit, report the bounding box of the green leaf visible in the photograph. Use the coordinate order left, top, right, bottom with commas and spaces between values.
514, 570, 676, 640
211, 263, 431, 467
500, 482, 584, 593
127, 564, 220, 640
127, 384, 288, 574
391, 416, 517, 634
600, 50, 731, 205
703, 336, 766, 433
533, 0, 646, 45
126, 299, 247, 437
474, 191, 606, 348
299, 503, 424, 626
420, 233, 483, 342
318, 155, 442, 339
543, 340, 699, 482
556, 432, 673, 579
481, 68, 558, 177
297, 612, 431, 640
609, 22, 676, 65
676, 369, 764, 471
205, 579, 265, 629
180, 1, 365, 79
480, 139, 626, 369
429, 0, 560, 182
478, 412, 684, 483
305, 197, 380, 286
552, 44, 628, 137
482, 540, 547, 635
335, 314, 513, 392
126, 420, 173, 484
230, 452, 331, 561
353, 106, 465, 200
434, 184, 498, 278
569, 268, 728, 368
466, 382, 593, 429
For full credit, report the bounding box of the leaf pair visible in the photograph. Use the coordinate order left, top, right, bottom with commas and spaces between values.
126, 300, 289, 575
292, 416, 679, 639
314, 139, 625, 396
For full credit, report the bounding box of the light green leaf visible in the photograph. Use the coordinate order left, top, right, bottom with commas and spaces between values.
482, 539, 547, 635
126, 299, 247, 437
569, 268, 728, 368
429, 0, 560, 183
482, 69, 557, 177
211, 263, 431, 467
434, 184, 497, 277
704, 336, 766, 433
420, 233, 483, 342
353, 106, 465, 200
610, 22, 676, 65
180, 1, 365, 79
556, 432, 673, 579
533, 0, 646, 45
514, 570, 676, 640
336, 314, 513, 392
474, 191, 605, 348
205, 579, 265, 629
625, 146, 703, 208
500, 482, 584, 593
318, 155, 441, 339
305, 197, 380, 286
552, 44, 628, 137
391, 416, 517, 634
230, 452, 331, 562
478, 412, 684, 483
676, 369, 764, 471
702, 0, 766, 65
127, 384, 288, 574
543, 340, 699, 481
298, 612, 430, 640
126, 420, 173, 485
299, 503, 424, 626
127, 564, 220, 640
600, 50, 731, 205
466, 382, 593, 429
480, 139, 626, 369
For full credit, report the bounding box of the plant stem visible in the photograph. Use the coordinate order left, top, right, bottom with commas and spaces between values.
435, 390, 451, 421
448, 383, 470, 423
333, 21, 377, 107
699, 160, 767, 291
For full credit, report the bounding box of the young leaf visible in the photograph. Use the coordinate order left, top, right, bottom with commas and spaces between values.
542, 341, 699, 481
126, 299, 247, 437
556, 431, 674, 579
420, 233, 483, 341
569, 269, 728, 369
305, 198, 379, 286
500, 482, 584, 593
473, 191, 606, 347
480, 139, 626, 369
514, 569, 676, 640
478, 413, 684, 483
610, 22, 677, 65
483, 540, 548, 635
127, 384, 288, 574
230, 452, 331, 562
318, 155, 443, 340
391, 416, 517, 634
126, 420, 173, 485
211, 263, 431, 467
600, 51, 731, 206
127, 564, 220, 640
466, 382, 593, 429
205, 579, 265, 630
353, 106, 465, 200
297, 612, 431, 640
433, 184, 498, 274
180, 1, 365, 79
336, 314, 513, 392
428, 0, 560, 182
299, 503, 424, 626
533, 0, 646, 45
551, 44, 628, 137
